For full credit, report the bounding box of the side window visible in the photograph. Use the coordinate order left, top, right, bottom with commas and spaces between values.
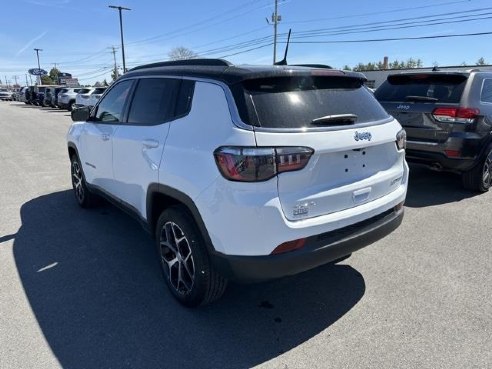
175, 80, 195, 117
127, 78, 181, 124
481, 79, 492, 103
95, 80, 133, 123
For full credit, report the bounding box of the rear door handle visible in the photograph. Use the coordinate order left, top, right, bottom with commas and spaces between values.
142, 139, 159, 149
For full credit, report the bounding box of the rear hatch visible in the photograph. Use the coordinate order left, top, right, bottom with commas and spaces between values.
76, 88, 92, 104
91, 87, 107, 103
235, 72, 405, 220
375, 73, 468, 144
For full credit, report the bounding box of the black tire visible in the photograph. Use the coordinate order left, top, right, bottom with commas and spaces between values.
68, 100, 75, 111
155, 206, 227, 307
70, 155, 98, 208
462, 147, 492, 192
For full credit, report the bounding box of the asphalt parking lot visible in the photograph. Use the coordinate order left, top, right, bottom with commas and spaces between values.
0, 101, 490, 369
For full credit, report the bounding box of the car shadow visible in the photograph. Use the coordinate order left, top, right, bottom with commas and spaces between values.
18, 104, 42, 108
405, 165, 478, 208
13, 190, 365, 369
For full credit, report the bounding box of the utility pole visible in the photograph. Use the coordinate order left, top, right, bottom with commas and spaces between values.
111, 46, 119, 79
109, 5, 131, 74
13, 75, 18, 87
34, 48, 43, 84
25, 74, 29, 86
273, 0, 278, 64
4, 76, 9, 88
266, 0, 281, 64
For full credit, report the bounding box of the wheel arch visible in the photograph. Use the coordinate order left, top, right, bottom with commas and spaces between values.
67, 142, 79, 160
146, 184, 216, 254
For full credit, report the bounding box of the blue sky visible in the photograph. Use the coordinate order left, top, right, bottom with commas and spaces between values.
1, 0, 491, 85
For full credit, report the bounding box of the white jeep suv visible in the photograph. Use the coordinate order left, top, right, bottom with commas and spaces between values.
67, 59, 408, 307
74, 87, 107, 109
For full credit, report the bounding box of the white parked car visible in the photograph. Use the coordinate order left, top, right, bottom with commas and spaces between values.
0, 88, 13, 101
74, 87, 107, 109
58, 87, 84, 111
67, 59, 408, 307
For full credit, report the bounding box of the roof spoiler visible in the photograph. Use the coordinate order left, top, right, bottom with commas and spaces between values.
130, 58, 232, 72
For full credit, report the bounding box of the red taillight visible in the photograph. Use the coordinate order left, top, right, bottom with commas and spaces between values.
214, 146, 314, 182
432, 107, 479, 123
276, 147, 313, 173
444, 149, 460, 158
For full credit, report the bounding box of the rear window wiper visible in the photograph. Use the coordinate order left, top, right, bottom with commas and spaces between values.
404, 95, 438, 102
311, 114, 358, 125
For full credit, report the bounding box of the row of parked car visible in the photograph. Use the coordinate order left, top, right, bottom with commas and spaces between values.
7, 85, 107, 111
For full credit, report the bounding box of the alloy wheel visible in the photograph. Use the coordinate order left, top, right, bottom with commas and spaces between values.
71, 160, 84, 203
159, 221, 195, 295
482, 155, 492, 188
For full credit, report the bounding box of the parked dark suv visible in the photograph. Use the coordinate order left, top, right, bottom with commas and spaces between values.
375, 69, 492, 192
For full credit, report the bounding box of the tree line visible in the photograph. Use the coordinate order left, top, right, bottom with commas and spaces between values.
344, 57, 488, 71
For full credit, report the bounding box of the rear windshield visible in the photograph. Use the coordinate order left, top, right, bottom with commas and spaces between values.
375, 74, 468, 103
235, 76, 389, 129
93, 88, 106, 94
78, 88, 90, 94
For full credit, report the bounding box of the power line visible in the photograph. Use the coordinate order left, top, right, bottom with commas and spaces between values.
218, 42, 274, 58
125, 0, 272, 47
282, 0, 473, 25
287, 7, 492, 38
286, 30, 492, 44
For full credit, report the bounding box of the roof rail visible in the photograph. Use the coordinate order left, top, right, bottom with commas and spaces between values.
466, 68, 480, 73
130, 58, 232, 72
291, 64, 333, 69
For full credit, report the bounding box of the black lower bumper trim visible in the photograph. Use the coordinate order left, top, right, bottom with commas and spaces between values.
406, 149, 477, 172
211, 207, 404, 282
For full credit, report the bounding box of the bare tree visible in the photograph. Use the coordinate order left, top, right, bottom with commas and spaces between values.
168, 47, 198, 61
476, 57, 487, 66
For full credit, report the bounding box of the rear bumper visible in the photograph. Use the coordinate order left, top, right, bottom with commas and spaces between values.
406, 134, 488, 172
211, 206, 404, 282
406, 149, 476, 171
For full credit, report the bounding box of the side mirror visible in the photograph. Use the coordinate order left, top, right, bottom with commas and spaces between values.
71, 106, 91, 122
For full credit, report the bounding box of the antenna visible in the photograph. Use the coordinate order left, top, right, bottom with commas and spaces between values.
274, 29, 291, 66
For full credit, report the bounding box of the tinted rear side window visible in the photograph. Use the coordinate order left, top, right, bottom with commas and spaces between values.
236, 76, 389, 129
481, 79, 492, 103
127, 78, 181, 124
93, 88, 106, 94
375, 74, 468, 103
